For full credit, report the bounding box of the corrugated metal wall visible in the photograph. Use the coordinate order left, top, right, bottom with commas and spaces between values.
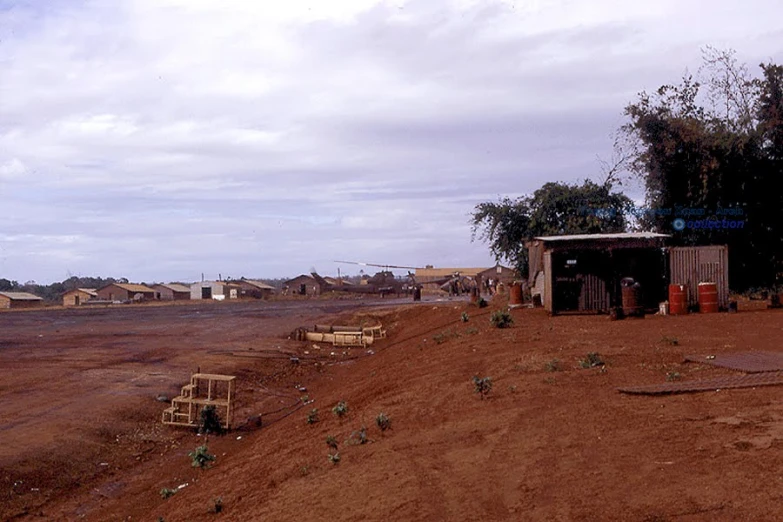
669, 246, 729, 309
577, 273, 610, 312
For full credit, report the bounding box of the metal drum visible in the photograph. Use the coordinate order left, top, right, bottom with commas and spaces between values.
509, 282, 523, 308
669, 284, 688, 315
698, 282, 719, 313
621, 283, 644, 317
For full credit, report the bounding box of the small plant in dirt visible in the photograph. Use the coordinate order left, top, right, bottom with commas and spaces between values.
306, 408, 319, 424
490, 309, 513, 328
347, 426, 369, 445
465, 326, 479, 335
461, 312, 469, 322
433, 328, 460, 344
375, 412, 392, 432
544, 359, 562, 372
301, 394, 310, 403
328, 452, 341, 464
579, 352, 605, 368
472, 375, 493, 398
189, 445, 216, 469
660, 336, 679, 346
666, 371, 682, 382
159, 487, 177, 499
210, 497, 223, 514
300, 464, 310, 476
198, 405, 225, 436
476, 297, 488, 308
332, 401, 349, 418
325, 435, 339, 449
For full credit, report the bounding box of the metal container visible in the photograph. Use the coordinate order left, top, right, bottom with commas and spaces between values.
669, 246, 729, 310
668, 284, 688, 315
508, 282, 523, 308
621, 283, 644, 317
698, 282, 719, 313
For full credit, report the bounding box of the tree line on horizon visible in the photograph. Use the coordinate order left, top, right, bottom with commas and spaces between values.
472, 47, 783, 292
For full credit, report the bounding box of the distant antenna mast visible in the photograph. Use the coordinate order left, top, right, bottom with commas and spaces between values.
202, 273, 204, 282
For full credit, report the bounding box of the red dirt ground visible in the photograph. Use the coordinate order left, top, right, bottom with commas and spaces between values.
3, 296, 783, 521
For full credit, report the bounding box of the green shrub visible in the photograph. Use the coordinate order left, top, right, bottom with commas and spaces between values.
347, 426, 368, 445
544, 359, 561, 372
666, 371, 682, 381
328, 452, 341, 464
332, 401, 349, 418
461, 312, 469, 322
198, 405, 224, 435
189, 445, 216, 469
375, 412, 392, 432
159, 487, 177, 499
210, 497, 223, 514
325, 435, 338, 449
306, 408, 319, 424
472, 375, 493, 398
477, 297, 488, 308
490, 309, 513, 328
579, 352, 604, 368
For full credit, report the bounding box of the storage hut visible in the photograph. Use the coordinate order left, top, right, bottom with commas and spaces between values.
190, 281, 241, 300
0, 291, 44, 309
283, 275, 319, 296
152, 283, 192, 301
62, 288, 98, 306
235, 280, 275, 299
527, 233, 670, 315
96, 283, 156, 302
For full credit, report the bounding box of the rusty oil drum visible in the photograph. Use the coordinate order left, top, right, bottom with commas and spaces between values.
509, 282, 523, 308
698, 282, 719, 313
668, 284, 688, 315
621, 283, 644, 317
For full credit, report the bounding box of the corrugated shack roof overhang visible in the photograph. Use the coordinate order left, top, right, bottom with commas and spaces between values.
529, 232, 670, 251
0, 291, 44, 301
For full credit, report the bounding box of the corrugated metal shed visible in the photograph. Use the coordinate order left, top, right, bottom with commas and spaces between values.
669, 245, 729, 310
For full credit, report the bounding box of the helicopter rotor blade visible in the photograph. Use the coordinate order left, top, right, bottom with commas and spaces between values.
333, 260, 422, 270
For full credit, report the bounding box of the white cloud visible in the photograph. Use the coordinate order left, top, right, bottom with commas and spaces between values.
0, 0, 781, 282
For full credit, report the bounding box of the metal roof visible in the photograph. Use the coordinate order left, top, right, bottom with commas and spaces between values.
241, 280, 275, 290
534, 232, 670, 242
110, 283, 156, 293
63, 288, 98, 297
0, 291, 44, 301
155, 283, 191, 293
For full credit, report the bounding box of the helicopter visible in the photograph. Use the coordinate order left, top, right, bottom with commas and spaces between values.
311, 261, 472, 297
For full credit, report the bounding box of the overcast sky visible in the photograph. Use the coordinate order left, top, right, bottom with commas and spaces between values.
1, 0, 781, 284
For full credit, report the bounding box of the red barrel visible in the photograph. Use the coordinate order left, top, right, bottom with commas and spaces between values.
509, 282, 523, 308
669, 284, 688, 315
698, 282, 718, 313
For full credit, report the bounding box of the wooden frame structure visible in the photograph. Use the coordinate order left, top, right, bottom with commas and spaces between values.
162, 373, 236, 430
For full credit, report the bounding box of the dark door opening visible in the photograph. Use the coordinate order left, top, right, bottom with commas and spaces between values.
201, 287, 212, 299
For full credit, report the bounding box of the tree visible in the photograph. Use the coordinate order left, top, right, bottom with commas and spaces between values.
622, 48, 783, 290
471, 180, 633, 278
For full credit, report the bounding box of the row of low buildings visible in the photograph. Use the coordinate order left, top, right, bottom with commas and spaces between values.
0, 280, 277, 309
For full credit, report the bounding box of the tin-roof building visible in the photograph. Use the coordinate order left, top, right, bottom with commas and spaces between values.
0, 291, 45, 309
152, 283, 192, 301
527, 233, 730, 315
235, 280, 275, 299
62, 288, 98, 306
96, 283, 156, 302
527, 233, 671, 314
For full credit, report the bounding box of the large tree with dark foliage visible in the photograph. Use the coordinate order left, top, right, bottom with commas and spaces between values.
471, 180, 633, 278
623, 48, 783, 290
